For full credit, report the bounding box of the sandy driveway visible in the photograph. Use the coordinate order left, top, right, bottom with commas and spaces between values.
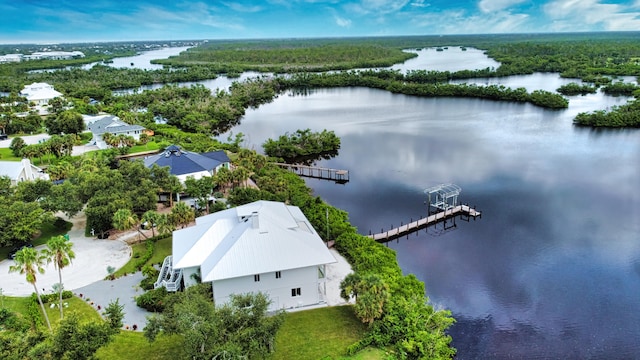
0, 212, 132, 297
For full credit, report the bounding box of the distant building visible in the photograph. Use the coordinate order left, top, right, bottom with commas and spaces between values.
0, 51, 84, 63
86, 115, 151, 149
0, 158, 50, 186
20, 82, 63, 106
143, 145, 231, 184
155, 200, 336, 311
25, 51, 85, 61
0, 54, 23, 63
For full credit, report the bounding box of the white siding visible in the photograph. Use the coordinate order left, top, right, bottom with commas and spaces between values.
183, 267, 200, 288
212, 266, 321, 311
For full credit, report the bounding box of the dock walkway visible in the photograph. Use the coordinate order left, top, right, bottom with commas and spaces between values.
274, 163, 349, 183
368, 205, 481, 242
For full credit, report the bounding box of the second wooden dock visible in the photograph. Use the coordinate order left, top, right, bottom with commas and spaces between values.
274, 163, 349, 183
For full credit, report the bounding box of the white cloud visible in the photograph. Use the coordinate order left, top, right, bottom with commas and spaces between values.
335, 15, 353, 27
409, 9, 530, 34
346, 0, 411, 15
478, 0, 527, 13
410, 0, 429, 7
222, 2, 263, 12
543, 0, 640, 31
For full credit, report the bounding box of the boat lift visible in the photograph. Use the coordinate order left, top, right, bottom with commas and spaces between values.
424, 183, 462, 214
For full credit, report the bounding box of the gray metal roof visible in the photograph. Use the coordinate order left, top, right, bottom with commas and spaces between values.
86, 116, 146, 136
172, 201, 336, 281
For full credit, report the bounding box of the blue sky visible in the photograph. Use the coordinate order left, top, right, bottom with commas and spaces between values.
2, 0, 640, 43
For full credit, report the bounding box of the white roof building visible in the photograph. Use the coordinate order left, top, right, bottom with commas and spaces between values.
20, 82, 63, 106
157, 200, 336, 311
0, 158, 50, 186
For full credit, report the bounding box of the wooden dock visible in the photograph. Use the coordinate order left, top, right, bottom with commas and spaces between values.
274, 163, 349, 183
368, 205, 481, 242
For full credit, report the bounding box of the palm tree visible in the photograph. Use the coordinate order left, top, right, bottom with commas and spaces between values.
141, 210, 159, 237
155, 213, 175, 236
170, 201, 195, 229
43, 235, 75, 320
113, 208, 146, 241
9, 247, 52, 331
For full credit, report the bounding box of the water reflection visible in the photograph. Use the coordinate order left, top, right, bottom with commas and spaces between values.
392, 47, 500, 73
229, 86, 640, 358
84, 46, 192, 70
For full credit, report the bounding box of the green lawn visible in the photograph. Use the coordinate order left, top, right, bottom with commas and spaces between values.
128, 141, 162, 154
113, 236, 172, 277
270, 305, 384, 360
3, 295, 102, 328
96, 305, 386, 360
96, 332, 186, 360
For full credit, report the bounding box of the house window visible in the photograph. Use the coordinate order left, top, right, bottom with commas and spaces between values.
291, 288, 301, 297
275, 271, 282, 279
254, 274, 260, 282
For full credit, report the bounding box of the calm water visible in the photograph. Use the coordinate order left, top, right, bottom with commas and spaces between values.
393, 47, 500, 72
226, 75, 640, 357
84, 46, 191, 70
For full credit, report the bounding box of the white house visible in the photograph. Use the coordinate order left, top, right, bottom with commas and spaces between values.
155, 200, 337, 311
20, 82, 63, 106
143, 145, 231, 184
86, 115, 150, 149
0, 158, 50, 186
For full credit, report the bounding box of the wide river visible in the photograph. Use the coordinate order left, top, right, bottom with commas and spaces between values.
223, 50, 640, 359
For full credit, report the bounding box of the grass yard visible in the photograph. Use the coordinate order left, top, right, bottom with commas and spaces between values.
113, 236, 172, 277
270, 305, 385, 359
3, 295, 102, 327
128, 141, 162, 154
96, 332, 186, 360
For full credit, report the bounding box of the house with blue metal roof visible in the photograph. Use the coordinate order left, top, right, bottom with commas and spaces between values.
143, 145, 230, 184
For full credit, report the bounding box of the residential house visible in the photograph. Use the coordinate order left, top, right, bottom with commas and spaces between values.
20, 82, 63, 106
155, 200, 336, 311
86, 115, 151, 149
143, 145, 230, 184
0, 158, 50, 186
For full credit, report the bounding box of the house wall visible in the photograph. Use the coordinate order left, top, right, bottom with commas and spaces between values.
212, 266, 321, 311
183, 267, 200, 287
177, 171, 213, 184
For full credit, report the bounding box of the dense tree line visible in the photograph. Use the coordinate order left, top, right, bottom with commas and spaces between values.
154, 43, 417, 73
279, 71, 569, 109
574, 98, 640, 127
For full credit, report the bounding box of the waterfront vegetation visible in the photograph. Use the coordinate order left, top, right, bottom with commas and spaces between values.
574, 98, 640, 127
263, 128, 341, 163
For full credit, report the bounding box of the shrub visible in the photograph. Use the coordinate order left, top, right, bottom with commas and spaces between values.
32, 290, 73, 304
133, 240, 155, 270
135, 287, 168, 312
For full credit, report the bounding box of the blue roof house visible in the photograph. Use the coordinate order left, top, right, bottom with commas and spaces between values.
143, 145, 231, 184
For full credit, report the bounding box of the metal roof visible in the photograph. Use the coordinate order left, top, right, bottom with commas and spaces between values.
87, 116, 145, 136
143, 146, 229, 176
172, 201, 336, 282
424, 183, 462, 197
